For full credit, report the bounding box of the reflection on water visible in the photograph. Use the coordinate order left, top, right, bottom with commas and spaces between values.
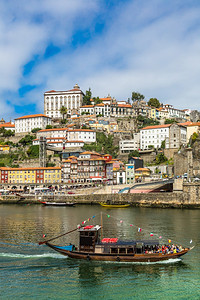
0, 204, 200, 299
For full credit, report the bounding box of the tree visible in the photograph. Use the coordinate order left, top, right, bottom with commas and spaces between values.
164, 119, 177, 124
82, 132, 119, 158
148, 98, 160, 108
132, 92, 145, 102
155, 153, 168, 164
83, 88, 92, 105
93, 97, 101, 105
4, 129, 14, 137
0, 127, 14, 137
46, 125, 53, 129
60, 106, 68, 120
19, 135, 36, 146
161, 140, 165, 149
191, 132, 198, 145
31, 128, 41, 133
128, 150, 140, 158
27, 145, 39, 158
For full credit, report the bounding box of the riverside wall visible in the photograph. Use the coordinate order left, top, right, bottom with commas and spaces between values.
1, 187, 200, 208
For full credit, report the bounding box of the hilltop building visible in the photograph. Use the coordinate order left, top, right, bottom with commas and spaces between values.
44, 84, 84, 118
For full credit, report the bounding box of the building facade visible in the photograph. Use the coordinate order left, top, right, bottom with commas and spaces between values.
119, 133, 140, 153
44, 84, 84, 118
67, 129, 96, 143
0, 167, 61, 184
15, 114, 51, 135
125, 164, 135, 184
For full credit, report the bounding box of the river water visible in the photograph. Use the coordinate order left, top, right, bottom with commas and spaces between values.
0, 204, 200, 299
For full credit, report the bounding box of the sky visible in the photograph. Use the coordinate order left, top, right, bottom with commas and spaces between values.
1, 0, 200, 120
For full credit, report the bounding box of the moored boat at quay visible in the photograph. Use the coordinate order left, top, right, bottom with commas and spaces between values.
38, 200, 75, 207
99, 203, 130, 208
41, 225, 192, 262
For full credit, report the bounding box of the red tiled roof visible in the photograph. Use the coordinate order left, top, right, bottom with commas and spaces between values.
38, 128, 68, 132
0, 167, 61, 171
45, 90, 56, 93
0, 122, 15, 128
68, 129, 94, 132
141, 124, 171, 130
178, 122, 200, 127
15, 114, 50, 120
65, 140, 84, 143
80, 105, 94, 108
95, 103, 105, 107
117, 104, 132, 108
81, 151, 101, 155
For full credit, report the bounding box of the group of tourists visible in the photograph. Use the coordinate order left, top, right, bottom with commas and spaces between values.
145, 244, 184, 254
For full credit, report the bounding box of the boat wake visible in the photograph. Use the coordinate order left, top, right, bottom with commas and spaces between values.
96, 258, 182, 265
0, 252, 66, 259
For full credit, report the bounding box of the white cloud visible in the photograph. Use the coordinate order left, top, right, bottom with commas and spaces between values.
0, 0, 200, 120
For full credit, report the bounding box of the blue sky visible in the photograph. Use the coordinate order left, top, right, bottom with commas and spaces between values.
1, 0, 200, 120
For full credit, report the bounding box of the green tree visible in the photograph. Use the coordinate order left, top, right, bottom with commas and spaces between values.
46, 125, 53, 129
60, 106, 68, 120
148, 98, 160, 108
137, 115, 159, 128
132, 92, 145, 102
83, 88, 92, 105
191, 132, 198, 145
161, 140, 165, 149
31, 128, 41, 133
164, 119, 177, 124
82, 132, 119, 158
27, 145, 39, 158
19, 135, 36, 146
128, 150, 140, 158
0, 127, 14, 137
155, 153, 168, 164
93, 97, 101, 105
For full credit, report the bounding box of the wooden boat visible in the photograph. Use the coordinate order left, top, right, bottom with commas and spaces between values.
42, 225, 192, 262
39, 200, 75, 207
99, 203, 130, 208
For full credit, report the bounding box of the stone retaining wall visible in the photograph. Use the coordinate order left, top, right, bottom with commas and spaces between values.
1, 191, 200, 208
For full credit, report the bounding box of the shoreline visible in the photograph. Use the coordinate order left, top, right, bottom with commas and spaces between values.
1, 192, 200, 209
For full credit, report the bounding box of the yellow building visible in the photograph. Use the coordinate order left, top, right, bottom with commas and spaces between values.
135, 168, 151, 179
0, 167, 61, 184
0, 145, 10, 152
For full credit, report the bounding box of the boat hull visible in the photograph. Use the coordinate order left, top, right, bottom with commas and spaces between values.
100, 203, 130, 208
46, 243, 189, 262
39, 201, 75, 207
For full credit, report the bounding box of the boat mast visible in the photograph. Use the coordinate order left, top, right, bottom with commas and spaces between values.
101, 211, 103, 239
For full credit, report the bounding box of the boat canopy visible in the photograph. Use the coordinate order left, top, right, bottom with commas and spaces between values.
99, 239, 159, 246
78, 225, 101, 232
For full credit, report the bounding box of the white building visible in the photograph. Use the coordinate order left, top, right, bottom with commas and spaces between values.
15, 114, 51, 135
119, 133, 140, 153
140, 124, 187, 150
80, 105, 95, 115
37, 128, 68, 139
0, 122, 15, 132
163, 104, 186, 120
67, 129, 96, 143
140, 124, 171, 150
44, 84, 84, 118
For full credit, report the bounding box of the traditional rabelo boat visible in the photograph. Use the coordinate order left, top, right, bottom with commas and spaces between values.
40, 225, 191, 262
99, 203, 130, 208
38, 200, 75, 207
99, 200, 130, 208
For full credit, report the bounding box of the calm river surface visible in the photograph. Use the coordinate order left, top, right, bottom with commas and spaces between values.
0, 204, 200, 299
